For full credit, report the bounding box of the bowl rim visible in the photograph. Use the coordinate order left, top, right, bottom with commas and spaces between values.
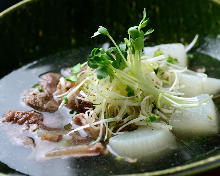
1, 0, 220, 175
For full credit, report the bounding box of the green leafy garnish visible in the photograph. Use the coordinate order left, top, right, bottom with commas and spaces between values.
207, 115, 213, 120
88, 48, 115, 80
166, 55, 178, 64
154, 50, 163, 57
146, 114, 157, 122
87, 8, 205, 113
38, 87, 43, 92
92, 26, 109, 38
145, 28, 154, 35
85, 84, 89, 89
125, 86, 135, 97
187, 54, 194, 60
71, 63, 81, 74
32, 83, 39, 88
115, 156, 123, 161
62, 96, 69, 104
65, 75, 77, 82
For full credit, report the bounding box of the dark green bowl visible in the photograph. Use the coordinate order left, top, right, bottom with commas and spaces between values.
0, 0, 220, 175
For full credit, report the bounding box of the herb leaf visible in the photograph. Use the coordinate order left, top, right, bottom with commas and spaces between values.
92, 26, 109, 38
134, 37, 144, 51
38, 87, 43, 92
96, 66, 109, 79
154, 50, 163, 57
115, 156, 123, 161
62, 96, 69, 104
167, 55, 178, 64
65, 75, 77, 82
71, 63, 81, 74
207, 115, 213, 120
32, 83, 39, 88
145, 28, 154, 36
146, 114, 157, 122
125, 86, 135, 97
98, 26, 109, 36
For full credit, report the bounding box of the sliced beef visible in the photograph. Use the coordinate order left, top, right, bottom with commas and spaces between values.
2, 110, 60, 131
69, 132, 93, 145
3, 110, 43, 129
37, 129, 93, 144
40, 73, 61, 96
25, 73, 61, 112
45, 143, 104, 158
25, 90, 59, 112
37, 130, 63, 142
67, 91, 93, 113
73, 113, 99, 138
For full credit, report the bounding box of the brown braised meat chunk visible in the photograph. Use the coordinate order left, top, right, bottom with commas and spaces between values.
40, 73, 61, 96
37, 129, 93, 144
67, 91, 93, 113
37, 130, 63, 142
3, 110, 43, 129
73, 113, 99, 138
25, 73, 60, 112
25, 90, 59, 113
45, 143, 104, 158
2, 110, 60, 131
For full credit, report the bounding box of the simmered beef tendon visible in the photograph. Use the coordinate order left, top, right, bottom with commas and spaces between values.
25, 73, 60, 112
67, 91, 93, 113
40, 73, 61, 96
37, 130, 63, 142
73, 113, 99, 138
25, 90, 59, 112
3, 110, 43, 129
37, 129, 93, 144
45, 143, 104, 158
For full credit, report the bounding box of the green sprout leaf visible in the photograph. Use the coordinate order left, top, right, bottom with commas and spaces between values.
187, 54, 194, 60
85, 84, 89, 89
145, 28, 154, 36
115, 156, 123, 161
71, 63, 81, 74
125, 86, 135, 97
92, 26, 109, 38
134, 37, 144, 51
146, 114, 157, 122
154, 50, 163, 57
65, 75, 77, 82
38, 87, 43, 92
62, 96, 69, 105
98, 26, 109, 35
92, 31, 101, 38
128, 26, 139, 40
167, 55, 178, 64
108, 46, 127, 70
32, 83, 39, 88
96, 66, 109, 79
207, 115, 213, 120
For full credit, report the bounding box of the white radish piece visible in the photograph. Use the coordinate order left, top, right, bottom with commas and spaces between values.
108, 125, 176, 160
144, 43, 187, 67
169, 94, 219, 136
177, 72, 220, 97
